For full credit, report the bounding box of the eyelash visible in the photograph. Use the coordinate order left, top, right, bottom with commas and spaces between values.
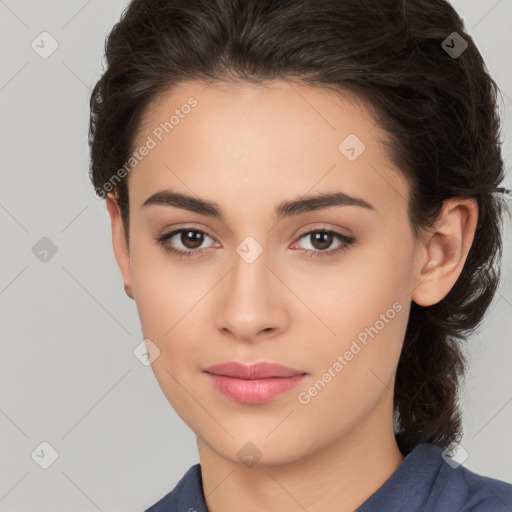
155, 227, 356, 259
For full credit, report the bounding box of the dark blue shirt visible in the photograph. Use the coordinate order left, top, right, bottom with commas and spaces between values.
144, 442, 512, 511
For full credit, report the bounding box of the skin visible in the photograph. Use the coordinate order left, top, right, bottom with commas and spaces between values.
105, 79, 478, 512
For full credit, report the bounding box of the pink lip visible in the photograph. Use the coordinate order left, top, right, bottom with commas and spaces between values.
203, 362, 309, 404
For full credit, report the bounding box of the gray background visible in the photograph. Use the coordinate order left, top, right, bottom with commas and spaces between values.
1, 1, 511, 511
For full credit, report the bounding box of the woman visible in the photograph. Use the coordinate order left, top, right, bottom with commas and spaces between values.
88, 0, 512, 510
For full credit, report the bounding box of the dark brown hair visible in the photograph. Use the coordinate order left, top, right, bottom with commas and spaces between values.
88, 0, 510, 456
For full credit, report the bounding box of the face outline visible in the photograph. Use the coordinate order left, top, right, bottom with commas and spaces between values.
105, 79, 478, 468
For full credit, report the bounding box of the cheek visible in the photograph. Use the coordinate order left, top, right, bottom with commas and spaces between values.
294, 238, 412, 394
130, 252, 207, 416
129, 240, 211, 375
283, 238, 410, 336
129, 235, 191, 335
131, 264, 173, 341
133, 274, 205, 356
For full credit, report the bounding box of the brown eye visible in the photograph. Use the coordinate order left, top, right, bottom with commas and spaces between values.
295, 229, 356, 258
180, 230, 205, 249
309, 231, 334, 251
156, 228, 215, 258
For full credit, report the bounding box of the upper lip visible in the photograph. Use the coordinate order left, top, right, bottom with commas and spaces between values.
203, 362, 307, 379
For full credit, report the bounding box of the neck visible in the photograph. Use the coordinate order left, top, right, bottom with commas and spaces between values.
197, 394, 405, 512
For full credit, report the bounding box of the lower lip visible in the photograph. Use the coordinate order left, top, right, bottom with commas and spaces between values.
204, 373, 308, 404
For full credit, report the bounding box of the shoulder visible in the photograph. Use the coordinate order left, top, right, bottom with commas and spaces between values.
427, 445, 512, 511
143, 464, 203, 512
457, 470, 512, 511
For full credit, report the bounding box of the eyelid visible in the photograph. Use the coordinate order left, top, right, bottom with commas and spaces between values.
157, 226, 217, 246
156, 223, 355, 258
294, 223, 352, 238
157, 222, 350, 244
291, 226, 354, 252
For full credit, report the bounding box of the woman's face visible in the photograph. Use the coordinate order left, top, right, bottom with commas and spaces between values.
108, 79, 425, 465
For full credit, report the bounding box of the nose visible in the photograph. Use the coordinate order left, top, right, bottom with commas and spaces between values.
215, 247, 289, 344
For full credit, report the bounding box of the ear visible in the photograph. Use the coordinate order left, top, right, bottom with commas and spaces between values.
105, 193, 134, 300
411, 198, 478, 307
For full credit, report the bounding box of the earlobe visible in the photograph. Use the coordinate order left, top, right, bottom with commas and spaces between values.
411, 198, 478, 307
105, 193, 134, 300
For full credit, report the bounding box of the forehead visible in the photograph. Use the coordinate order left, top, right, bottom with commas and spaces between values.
128, 79, 409, 218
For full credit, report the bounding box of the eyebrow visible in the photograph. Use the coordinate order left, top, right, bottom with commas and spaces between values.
142, 189, 375, 220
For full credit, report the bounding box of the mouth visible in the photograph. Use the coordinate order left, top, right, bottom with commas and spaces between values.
203, 361, 309, 404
